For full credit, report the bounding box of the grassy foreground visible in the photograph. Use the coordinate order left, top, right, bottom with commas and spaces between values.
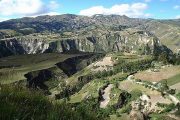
0, 84, 105, 120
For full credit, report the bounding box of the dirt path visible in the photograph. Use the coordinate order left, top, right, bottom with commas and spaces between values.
168, 94, 180, 105
100, 84, 113, 108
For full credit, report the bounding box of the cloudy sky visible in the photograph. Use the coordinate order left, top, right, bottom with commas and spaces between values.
0, 0, 179, 21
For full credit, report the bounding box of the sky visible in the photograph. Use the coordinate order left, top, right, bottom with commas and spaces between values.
0, 0, 179, 21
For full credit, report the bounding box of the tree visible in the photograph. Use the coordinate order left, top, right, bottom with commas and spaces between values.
158, 52, 168, 64
160, 80, 169, 92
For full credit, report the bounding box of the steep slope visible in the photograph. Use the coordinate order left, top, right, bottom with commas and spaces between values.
0, 27, 172, 58
0, 52, 103, 84
138, 19, 180, 52
0, 14, 178, 56
24, 53, 103, 93
0, 14, 94, 34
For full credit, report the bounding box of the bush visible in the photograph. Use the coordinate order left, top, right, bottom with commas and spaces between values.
130, 89, 142, 101
0, 84, 106, 120
176, 93, 180, 100
158, 52, 168, 64
157, 103, 176, 113
93, 57, 154, 79
144, 84, 149, 88
120, 104, 132, 114
167, 89, 176, 95
162, 103, 176, 113
159, 80, 169, 92
135, 79, 142, 82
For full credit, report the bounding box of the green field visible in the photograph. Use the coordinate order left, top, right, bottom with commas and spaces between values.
0, 53, 86, 84
166, 73, 180, 86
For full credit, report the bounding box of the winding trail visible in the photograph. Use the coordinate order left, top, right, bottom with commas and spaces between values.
100, 84, 113, 108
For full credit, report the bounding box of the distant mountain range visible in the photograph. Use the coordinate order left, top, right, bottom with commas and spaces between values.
0, 14, 179, 57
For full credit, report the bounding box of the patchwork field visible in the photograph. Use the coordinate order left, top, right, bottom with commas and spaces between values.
171, 83, 180, 92
134, 66, 180, 82
119, 80, 172, 107
166, 73, 180, 85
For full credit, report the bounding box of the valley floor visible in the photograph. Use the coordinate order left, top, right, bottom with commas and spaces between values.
1, 53, 180, 120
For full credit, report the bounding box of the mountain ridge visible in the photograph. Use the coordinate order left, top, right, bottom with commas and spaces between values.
0, 14, 179, 55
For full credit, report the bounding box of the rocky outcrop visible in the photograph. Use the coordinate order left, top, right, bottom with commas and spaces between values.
114, 91, 131, 109
47, 39, 95, 53
99, 84, 113, 108
0, 37, 49, 57
130, 110, 145, 120
0, 14, 179, 53
98, 84, 110, 102
0, 29, 172, 58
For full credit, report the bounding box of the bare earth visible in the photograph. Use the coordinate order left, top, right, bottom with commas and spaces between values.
100, 84, 113, 108
119, 80, 171, 108
149, 94, 171, 108
134, 66, 180, 82
90, 55, 114, 72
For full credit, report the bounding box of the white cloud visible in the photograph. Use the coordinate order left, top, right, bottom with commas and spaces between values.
0, 0, 60, 16
175, 15, 180, 19
79, 3, 150, 18
49, 1, 60, 10
46, 12, 60, 16
0, 18, 10, 22
174, 5, 180, 9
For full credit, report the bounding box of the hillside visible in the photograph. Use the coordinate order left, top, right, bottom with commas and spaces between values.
0, 14, 180, 120
0, 14, 179, 52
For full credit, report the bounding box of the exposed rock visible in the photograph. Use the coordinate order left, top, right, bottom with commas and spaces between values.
0, 29, 172, 58
0, 14, 179, 53
114, 91, 131, 109
99, 84, 113, 108
130, 110, 145, 120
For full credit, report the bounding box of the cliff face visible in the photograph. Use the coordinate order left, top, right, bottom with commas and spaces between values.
24, 53, 104, 92
0, 14, 179, 52
0, 14, 177, 57
0, 29, 172, 58
0, 38, 49, 57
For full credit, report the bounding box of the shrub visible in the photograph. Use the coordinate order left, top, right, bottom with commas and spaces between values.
157, 103, 176, 113
162, 103, 176, 113
135, 79, 142, 82
130, 89, 142, 101
167, 89, 176, 95
0, 84, 106, 120
176, 93, 180, 100
120, 104, 132, 114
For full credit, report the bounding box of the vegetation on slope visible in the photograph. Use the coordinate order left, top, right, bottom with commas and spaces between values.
0, 84, 105, 120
